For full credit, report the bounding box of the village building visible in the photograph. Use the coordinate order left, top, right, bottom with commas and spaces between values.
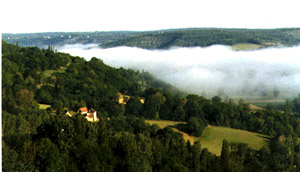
78, 107, 88, 114
65, 110, 72, 117
118, 94, 131, 104
118, 93, 145, 104
77, 107, 99, 122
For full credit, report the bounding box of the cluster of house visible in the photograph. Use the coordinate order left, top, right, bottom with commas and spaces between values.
65, 94, 145, 122
77, 107, 99, 122
66, 107, 99, 122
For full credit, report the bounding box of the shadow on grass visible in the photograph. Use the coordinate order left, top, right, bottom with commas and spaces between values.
256, 134, 271, 145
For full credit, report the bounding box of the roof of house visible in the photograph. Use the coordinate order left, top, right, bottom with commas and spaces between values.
79, 107, 88, 112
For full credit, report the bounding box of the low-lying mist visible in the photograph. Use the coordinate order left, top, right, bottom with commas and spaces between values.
58, 44, 300, 99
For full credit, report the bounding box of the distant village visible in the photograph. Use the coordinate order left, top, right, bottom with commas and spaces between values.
65, 94, 145, 122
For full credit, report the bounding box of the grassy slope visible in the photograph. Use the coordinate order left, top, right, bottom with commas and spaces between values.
38, 66, 69, 107
145, 120, 185, 128
37, 65, 69, 89
145, 120, 269, 156
42, 66, 67, 78
233, 96, 286, 112
199, 125, 269, 156
246, 99, 286, 112
145, 120, 197, 144
249, 104, 265, 111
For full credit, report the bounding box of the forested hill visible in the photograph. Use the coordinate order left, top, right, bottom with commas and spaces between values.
2, 40, 179, 115
3, 28, 300, 49
101, 28, 300, 49
3, 41, 300, 171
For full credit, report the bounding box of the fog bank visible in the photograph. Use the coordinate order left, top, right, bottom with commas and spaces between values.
58, 44, 300, 98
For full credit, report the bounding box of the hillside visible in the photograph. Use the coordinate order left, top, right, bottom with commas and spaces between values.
199, 125, 269, 156
2, 41, 300, 171
1, 40, 180, 115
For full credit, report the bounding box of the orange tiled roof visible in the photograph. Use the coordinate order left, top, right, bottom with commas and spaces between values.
79, 107, 88, 112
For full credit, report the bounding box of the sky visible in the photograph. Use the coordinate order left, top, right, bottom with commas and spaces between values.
1, 0, 300, 33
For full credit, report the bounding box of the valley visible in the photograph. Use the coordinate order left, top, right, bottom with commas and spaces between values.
2, 29, 300, 171
2, 0, 300, 169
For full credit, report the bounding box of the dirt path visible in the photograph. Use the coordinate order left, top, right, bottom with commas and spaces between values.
171, 128, 196, 144
249, 104, 264, 111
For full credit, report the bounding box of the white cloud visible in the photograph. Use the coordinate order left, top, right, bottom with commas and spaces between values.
58, 44, 300, 97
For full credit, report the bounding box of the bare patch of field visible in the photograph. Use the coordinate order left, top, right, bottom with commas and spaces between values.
145, 119, 185, 128
231, 43, 262, 51
249, 104, 264, 111
39, 104, 51, 110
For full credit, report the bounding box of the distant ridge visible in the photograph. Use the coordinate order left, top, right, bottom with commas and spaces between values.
3, 28, 300, 49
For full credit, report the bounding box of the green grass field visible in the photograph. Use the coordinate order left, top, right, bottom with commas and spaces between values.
145, 120, 185, 128
145, 120, 269, 156
37, 67, 68, 89
251, 102, 285, 111
145, 120, 197, 144
42, 67, 67, 78
248, 104, 264, 111
198, 125, 269, 155
232, 96, 286, 112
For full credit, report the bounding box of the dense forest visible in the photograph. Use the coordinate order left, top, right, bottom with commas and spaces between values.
2, 41, 300, 171
3, 28, 300, 49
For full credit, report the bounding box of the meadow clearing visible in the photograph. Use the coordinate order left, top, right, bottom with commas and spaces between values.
146, 119, 269, 155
